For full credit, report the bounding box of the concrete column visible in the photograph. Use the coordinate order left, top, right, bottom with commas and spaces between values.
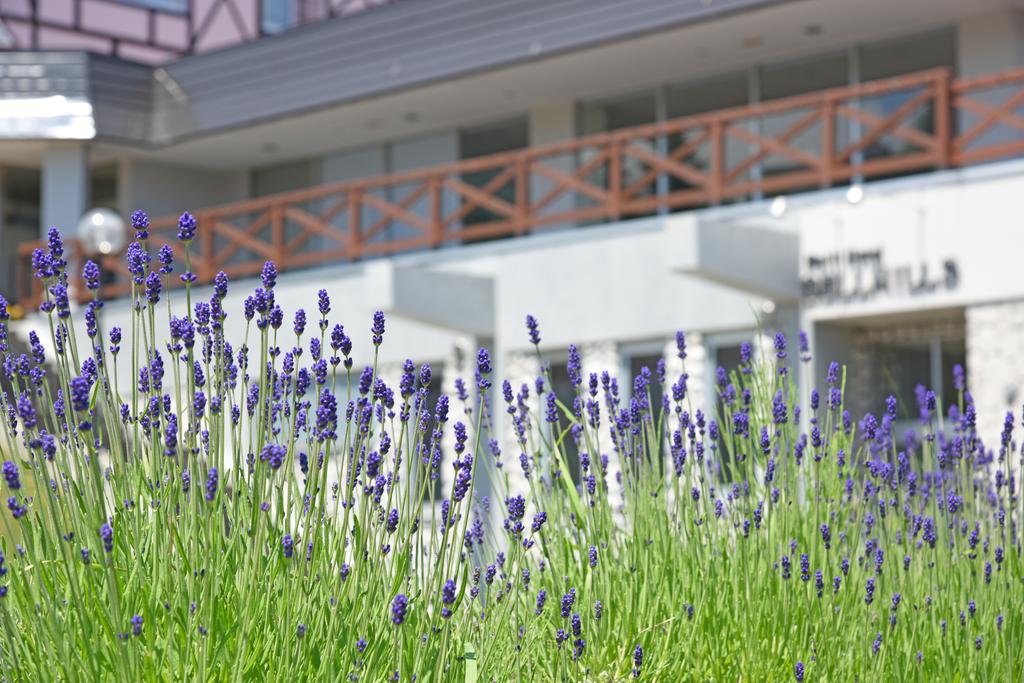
438, 335, 474, 501
966, 301, 1024, 451
42, 142, 89, 237
579, 340, 622, 511
957, 9, 1024, 77
664, 332, 707, 417
499, 349, 542, 499
529, 100, 576, 228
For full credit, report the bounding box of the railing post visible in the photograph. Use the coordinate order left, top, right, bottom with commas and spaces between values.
608, 138, 622, 221
429, 176, 444, 247
709, 120, 724, 205
820, 97, 835, 189
935, 69, 953, 169
271, 203, 286, 267
515, 155, 529, 235
349, 188, 363, 259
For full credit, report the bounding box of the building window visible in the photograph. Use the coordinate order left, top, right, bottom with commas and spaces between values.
665, 71, 749, 200
706, 336, 752, 483
262, 0, 295, 34
858, 27, 956, 82
546, 360, 582, 485
854, 28, 956, 172
458, 117, 528, 230
416, 377, 445, 502
620, 347, 666, 475
626, 351, 665, 418
90, 164, 118, 212
577, 90, 660, 219
120, 0, 187, 13
759, 51, 849, 186
850, 314, 966, 424
1, 166, 41, 301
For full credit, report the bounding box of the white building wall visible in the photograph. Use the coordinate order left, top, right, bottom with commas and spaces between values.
966, 301, 1024, 448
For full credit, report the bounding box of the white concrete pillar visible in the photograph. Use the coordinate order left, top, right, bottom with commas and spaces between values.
966, 301, 1024, 451
42, 142, 89, 237
957, 9, 1024, 77
439, 336, 475, 496
663, 332, 707, 417
529, 100, 576, 228
499, 349, 542, 499
580, 340, 622, 511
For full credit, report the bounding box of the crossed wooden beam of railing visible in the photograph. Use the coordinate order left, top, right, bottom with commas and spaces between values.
12, 65, 1024, 311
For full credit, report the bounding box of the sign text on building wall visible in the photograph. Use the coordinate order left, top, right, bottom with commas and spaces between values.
801, 249, 958, 303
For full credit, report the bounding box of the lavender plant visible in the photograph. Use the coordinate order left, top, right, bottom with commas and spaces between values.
0, 216, 1020, 681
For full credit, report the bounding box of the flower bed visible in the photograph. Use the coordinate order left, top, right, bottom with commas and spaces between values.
0, 213, 1019, 681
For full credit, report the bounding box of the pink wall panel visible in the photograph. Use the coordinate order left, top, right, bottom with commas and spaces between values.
154, 12, 188, 50
117, 41, 176, 63
3, 18, 33, 47
38, 24, 112, 51
193, 2, 244, 53
235, 0, 257, 40
3, 0, 402, 62
190, 0, 214, 34
80, 0, 149, 41
0, 0, 33, 20
37, 0, 74, 27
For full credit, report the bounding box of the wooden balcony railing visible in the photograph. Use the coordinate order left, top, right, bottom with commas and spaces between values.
15, 65, 1024, 309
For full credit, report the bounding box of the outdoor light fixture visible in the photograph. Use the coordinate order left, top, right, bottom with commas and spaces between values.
77, 208, 127, 255
769, 195, 787, 218
846, 183, 864, 204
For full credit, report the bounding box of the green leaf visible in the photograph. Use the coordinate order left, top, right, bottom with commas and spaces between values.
464, 642, 478, 683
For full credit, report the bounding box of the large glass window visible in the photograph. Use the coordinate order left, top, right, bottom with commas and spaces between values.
859, 28, 956, 82
262, 0, 295, 34
578, 90, 659, 218
579, 90, 658, 135
416, 372, 445, 502
708, 340, 749, 483
851, 314, 966, 424
458, 117, 528, 229
120, 0, 187, 13
546, 360, 582, 486
759, 51, 849, 185
251, 159, 316, 197
665, 71, 749, 199
622, 348, 666, 476
89, 164, 118, 212
1, 167, 41, 301
855, 28, 957, 169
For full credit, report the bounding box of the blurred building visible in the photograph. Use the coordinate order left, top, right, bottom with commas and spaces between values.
4, 0, 1024, 445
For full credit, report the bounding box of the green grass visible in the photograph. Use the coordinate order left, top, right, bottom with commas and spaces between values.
0, 233, 1020, 681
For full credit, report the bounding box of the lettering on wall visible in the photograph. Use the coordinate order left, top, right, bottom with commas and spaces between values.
801, 249, 958, 303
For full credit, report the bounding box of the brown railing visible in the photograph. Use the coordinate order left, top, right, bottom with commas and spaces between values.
15, 65, 1024, 309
